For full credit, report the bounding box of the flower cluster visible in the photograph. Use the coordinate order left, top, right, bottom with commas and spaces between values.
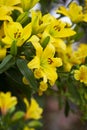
0, 0, 87, 129
0, 92, 43, 130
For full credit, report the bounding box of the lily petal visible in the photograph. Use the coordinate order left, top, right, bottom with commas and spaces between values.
0, 0, 21, 6
28, 56, 40, 69
28, 35, 42, 56
42, 43, 55, 59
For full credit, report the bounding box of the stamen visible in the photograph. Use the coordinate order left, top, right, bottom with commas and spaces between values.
53, 25, 61, 31
48, 58, 53, 64
39, 20, 43, 25
14, 30, 21, 39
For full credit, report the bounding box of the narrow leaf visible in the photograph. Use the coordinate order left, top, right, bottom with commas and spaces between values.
0, 55, 15, 74
16, 59, 38, 91
67, 79, 81, 103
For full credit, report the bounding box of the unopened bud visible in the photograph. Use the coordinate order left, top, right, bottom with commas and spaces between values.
16, 12, 29, 24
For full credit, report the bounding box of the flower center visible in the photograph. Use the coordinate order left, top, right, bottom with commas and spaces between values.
48, 58, 53, 64
53, 25, 61, 31
39, 20, 43, 25
14, 29, 22, 39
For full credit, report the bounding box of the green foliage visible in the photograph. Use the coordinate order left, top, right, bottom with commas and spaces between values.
0, 55, 15, 74
16, 58, 38, 92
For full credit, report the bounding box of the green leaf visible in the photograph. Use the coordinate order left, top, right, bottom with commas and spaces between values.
28, 120, 43, 128
10, 40, 17, 56
67, 78, 82, 104
16, 59, 38, 91
6, 67, 33, 100
12, 111, 24, 121
0, 55, 15, 74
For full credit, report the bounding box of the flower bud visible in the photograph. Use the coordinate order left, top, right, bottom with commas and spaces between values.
16, 12, 29, 24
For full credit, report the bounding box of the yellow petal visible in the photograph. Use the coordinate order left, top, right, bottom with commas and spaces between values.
45, 67, 58, 85
24, 98, 29, 109
28, 56, 40, 69
56, 6, 69, 16
0, 48, 6, 60
83, 14, 87, 22
0, 6, 13, 21
28, 35, 42, 56
11, 6, 23, 13
2, 36, 13, 48
24, 98, 43, 120
4, 21, 23, 40
0, 15, 13, 21
53, 38, 66, 51
0, 0, 21, 6
23, 23, 32, 41
2, 21, 26, 47
42, 43, 55, 59
34, 69, 43, 79
52, 28, 76, 38
51, 58, 62, 67
39, 81, 48, 91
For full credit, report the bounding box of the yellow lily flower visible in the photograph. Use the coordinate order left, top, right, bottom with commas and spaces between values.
41, 19, 75, 52
44, 19, 76, 38
74, 65, 87, 85
70, 43, 87, 65
0, 0, 23, 13
62, 43, 87, 69
42, 30, 66, 52
56, 2, 87, 23
57, 43, 87, 72
31, 10, 55, 34
28, 35, 62, 85
59, 43, 87, 72
21, 0, 40, 11
24, 98, 43, 120
2, 21, 32, 48
57, 45, 72, 72
0, 92, 17, 115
